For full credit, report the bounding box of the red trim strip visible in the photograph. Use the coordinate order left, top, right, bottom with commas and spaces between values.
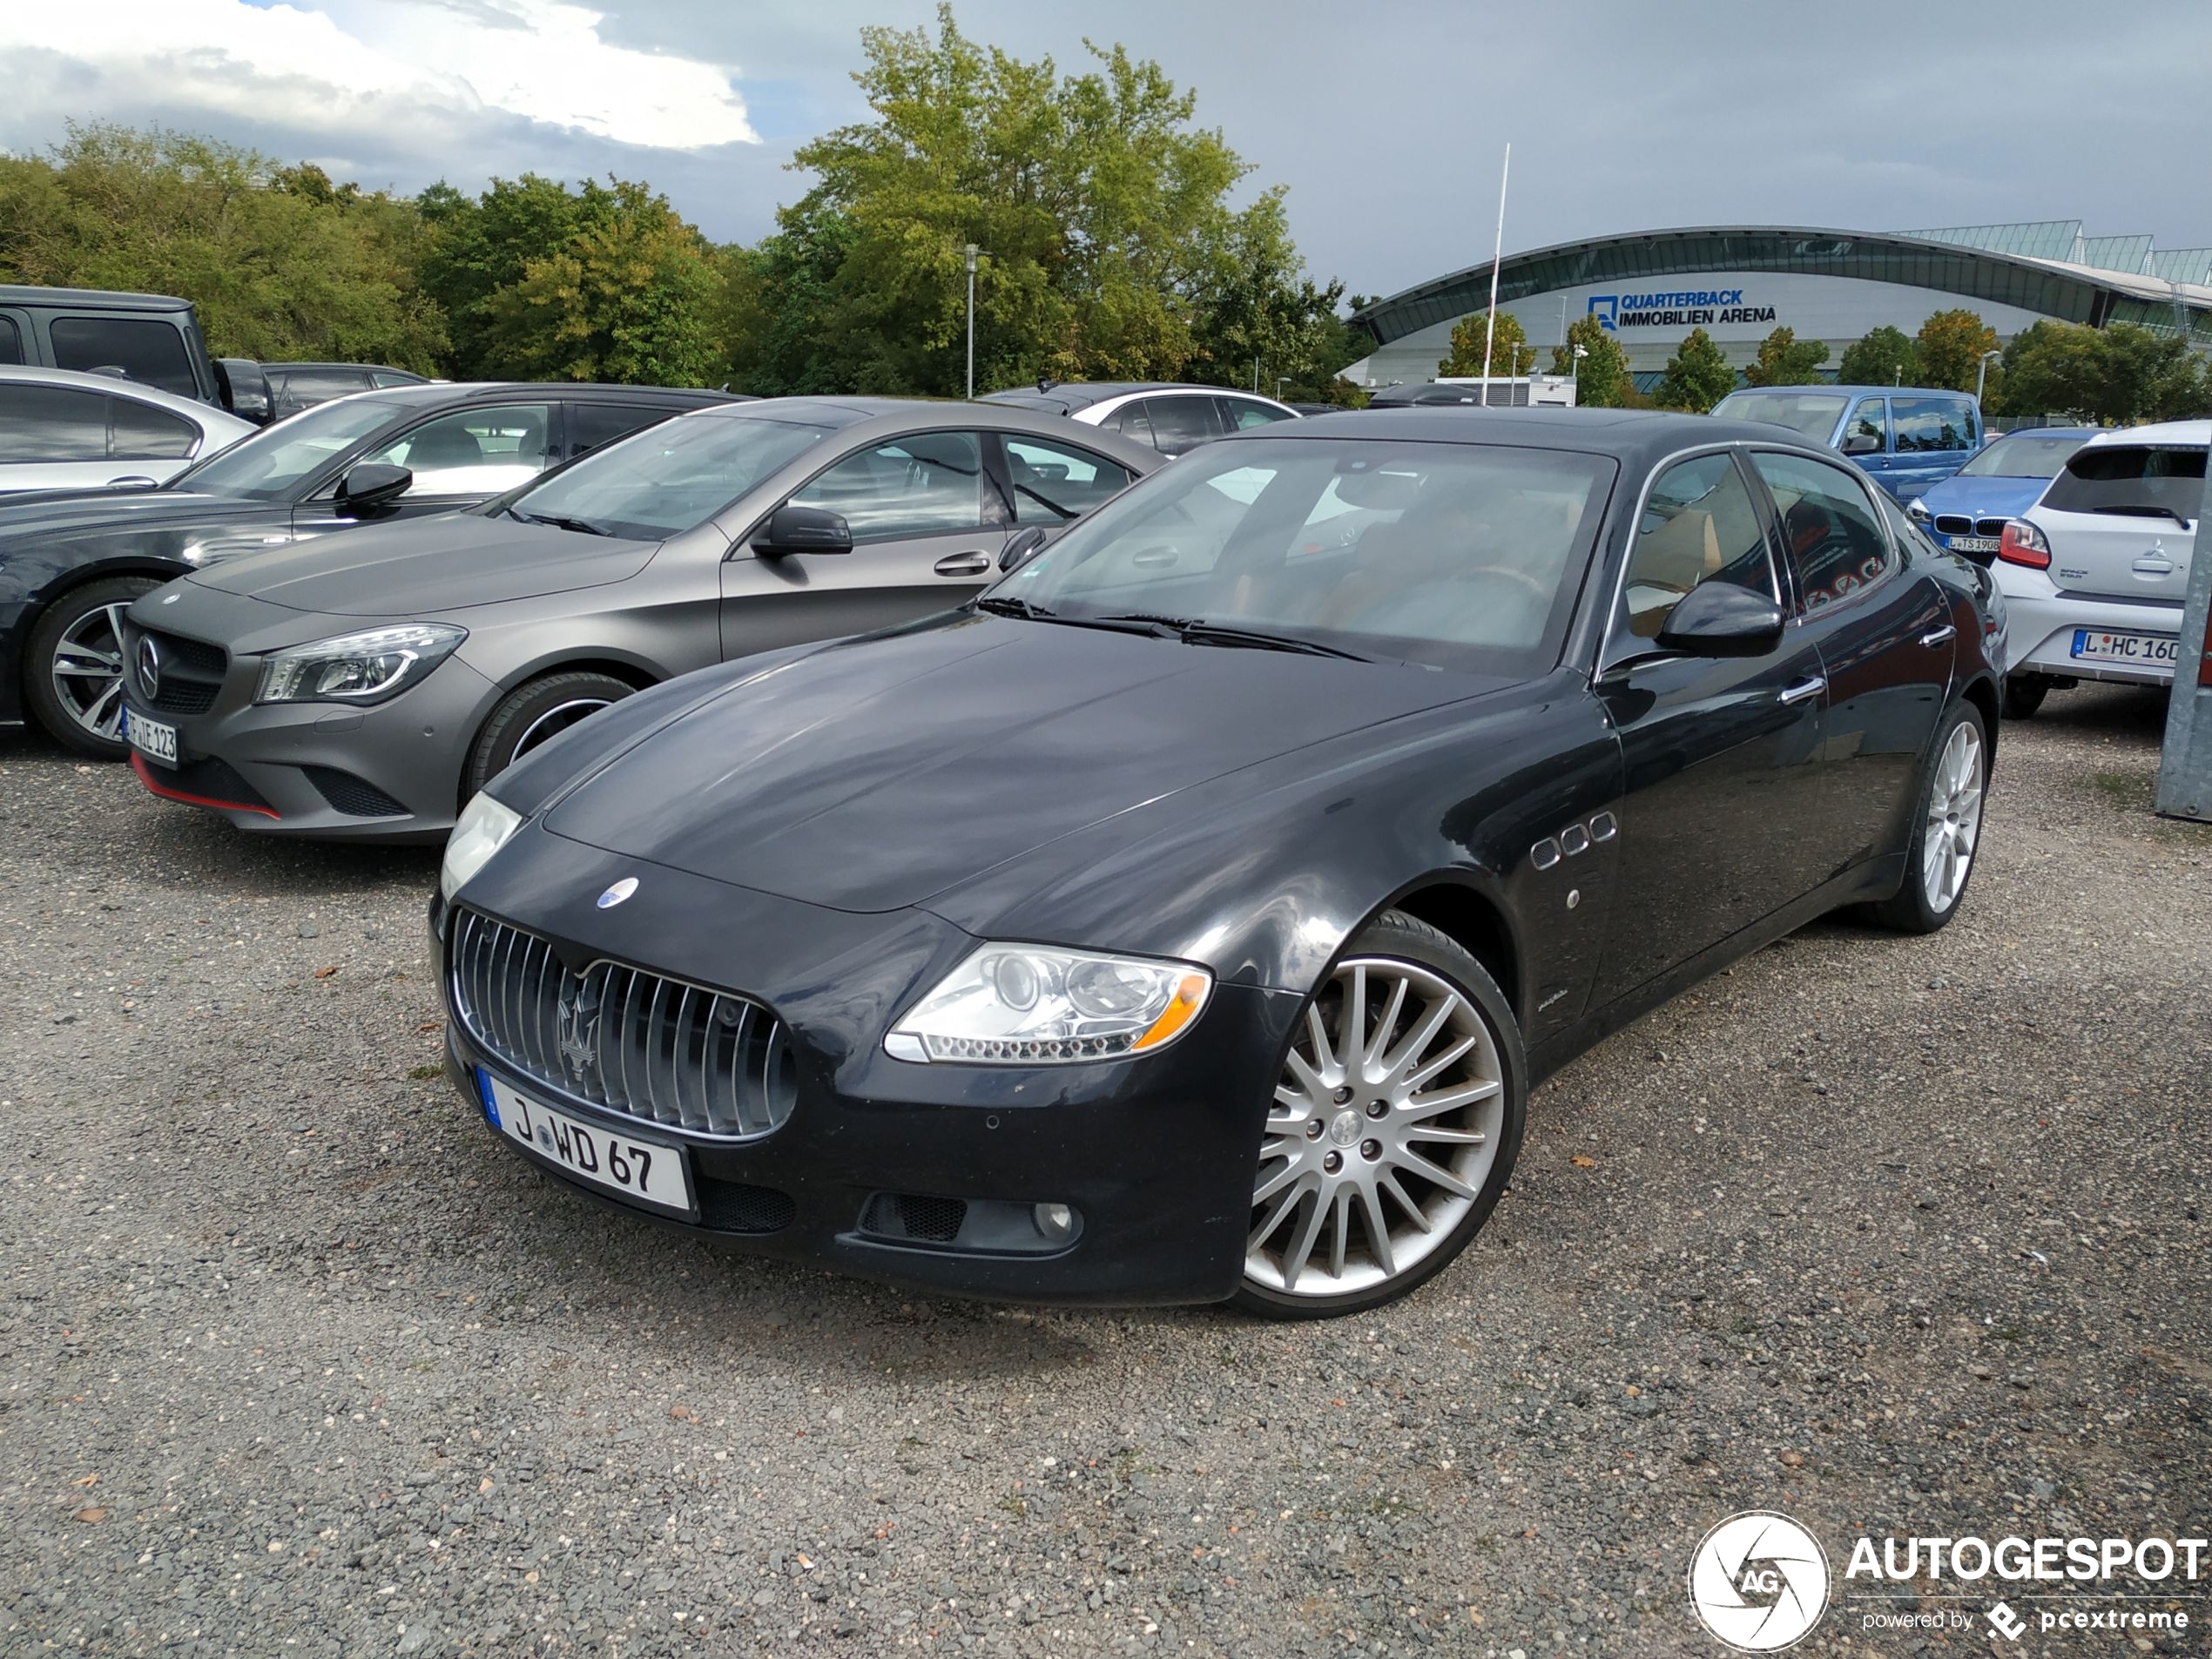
131, 752, 280, 819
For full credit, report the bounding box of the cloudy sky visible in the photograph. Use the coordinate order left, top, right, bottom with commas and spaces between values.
4, 0, 2209, 301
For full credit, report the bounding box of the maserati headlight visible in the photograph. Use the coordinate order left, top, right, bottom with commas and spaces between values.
255, 623, 465, 705
885, 945, 1212, 1065
440, 792, 522, 900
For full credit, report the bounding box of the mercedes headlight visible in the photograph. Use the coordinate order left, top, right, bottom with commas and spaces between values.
885, 945, 1211, 1065
255, 623, 465, 705
440, 792, 523, 900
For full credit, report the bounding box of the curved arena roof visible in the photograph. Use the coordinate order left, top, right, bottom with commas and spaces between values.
1351, 224, 2212, 350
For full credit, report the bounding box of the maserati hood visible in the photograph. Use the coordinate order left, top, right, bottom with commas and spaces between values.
544, 614, 1488, 913
185, 512, 658, 616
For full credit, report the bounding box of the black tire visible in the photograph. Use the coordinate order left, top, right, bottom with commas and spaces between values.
462, 671, 634, 799
1865, 701, 1989, 935
23, 575, 163, 759
1231, 909, 1527, 1320
2002, 674, 2049, 721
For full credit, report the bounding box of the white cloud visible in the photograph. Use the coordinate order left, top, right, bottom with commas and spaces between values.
0, 0, 757, 152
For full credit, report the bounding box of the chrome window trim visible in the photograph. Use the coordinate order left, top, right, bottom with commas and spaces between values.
1740, 444, 1903, 625
1595, 440, 1785, 674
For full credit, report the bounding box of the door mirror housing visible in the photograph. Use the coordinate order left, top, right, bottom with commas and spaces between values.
1839, 432, 1882, 457
752, 503, 853, 556
998, 525, 1050, 572
334, 462, 413, 514
1655, 580, 1786, 658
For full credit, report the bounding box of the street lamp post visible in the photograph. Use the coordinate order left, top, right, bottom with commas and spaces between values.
1975, 347, 2002, 408
1276, 377, 1291, 404
1570, 343, 1588, 388
964, 244, 980, 400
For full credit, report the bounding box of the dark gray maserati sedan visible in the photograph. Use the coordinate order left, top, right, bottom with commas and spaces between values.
117, 399, 1158, 840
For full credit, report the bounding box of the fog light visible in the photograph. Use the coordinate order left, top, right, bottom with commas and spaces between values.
1032, 1202, 1076, 1243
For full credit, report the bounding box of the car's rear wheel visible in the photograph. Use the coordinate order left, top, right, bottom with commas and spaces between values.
2002, 674, 2049, 720
463, 671, 634, 799
1866, 701, 1987, 934
24, 576, 162, 759
1232, 911, 1525, 1319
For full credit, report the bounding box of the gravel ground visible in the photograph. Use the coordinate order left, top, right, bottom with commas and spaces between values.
2, 681, 2207, 1659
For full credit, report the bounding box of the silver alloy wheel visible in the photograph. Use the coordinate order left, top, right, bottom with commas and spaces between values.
512, 697, 612, 760
1921, 720, 1985, 913
50, 603, 133, 742
1245, 956, 1506, 1299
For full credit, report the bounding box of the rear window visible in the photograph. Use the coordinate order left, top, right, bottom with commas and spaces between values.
2040, 445, 2206, 522
1956, 432, 2086, 479
51, 316, 199, 398
1712, 392, 1846, 442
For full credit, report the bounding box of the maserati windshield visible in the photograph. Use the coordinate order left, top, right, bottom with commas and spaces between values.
990, 437, 1614, 674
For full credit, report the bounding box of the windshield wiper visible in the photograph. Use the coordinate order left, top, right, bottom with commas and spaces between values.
977, 597, 1201, 638
975, 595, 1055, 619
509, 508, 613, 536
1094, 613, 1370, 660
2091, 503, 2194, 525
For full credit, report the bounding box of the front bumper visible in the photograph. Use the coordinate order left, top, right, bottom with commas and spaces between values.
433, 825, 1302, 1305
2000, 577, 2182, 687
118, 593, 500, 841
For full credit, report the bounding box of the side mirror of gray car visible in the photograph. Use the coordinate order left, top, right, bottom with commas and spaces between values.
335, 462, 414, 514
753, 503, 853, 556
998, 525, 1050, 572
1839, 432, 1883, 456
1655, 580, 1786, 658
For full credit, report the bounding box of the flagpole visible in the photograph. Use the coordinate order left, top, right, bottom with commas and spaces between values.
1480, 142, 1510, 401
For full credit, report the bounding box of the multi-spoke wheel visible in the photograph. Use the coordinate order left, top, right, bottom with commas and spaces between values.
1867, 701, 1988, 934
1234, 911, 1525, 1318
24, 576, 162, 759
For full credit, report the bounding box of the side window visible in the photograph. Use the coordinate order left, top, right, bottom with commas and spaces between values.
1620, 454, 1777, 640
273, 368, 374, 415
0, 384, 112, 461
1892, 398, 1974, 453
49, 317, 199, 397
359, 403, 553, 496
791, 430, 987, 541
569, 402, 668, 459
109, 397, 201, 460
999, 435, 1136, 525
1750, 451, 1895, 612
1845, 398, 1889, 452
1219, 397, 1293, 431
1141, 396, 1223, 454
1113, 402, 1155, 448
371, 369, 426, 388
0, 317, 22, 364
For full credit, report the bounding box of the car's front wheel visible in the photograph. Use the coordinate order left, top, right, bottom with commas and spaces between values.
24, 576, 162, 759
463, 670, 635, 799
1866, 701, 1988, 934
1233, 910, 1526, 1319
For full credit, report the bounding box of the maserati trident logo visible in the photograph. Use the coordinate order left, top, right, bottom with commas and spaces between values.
135, 636, 162, 700
597, 876, 639, 909
556, 977, 603, 1080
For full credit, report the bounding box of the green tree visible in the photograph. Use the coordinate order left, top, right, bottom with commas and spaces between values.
1655, 327, 1736, 410
1997, 320, 2105, 419
1438, 308, 1535, 378
1914, 308, 2000, 393
0, 123, 444, 368
1184, 187, 1351, 397
1548, 312, 1630, 407
1742, 325, 1828, 387
2091, 321, 2209, 423
1837, 325, 1919, 388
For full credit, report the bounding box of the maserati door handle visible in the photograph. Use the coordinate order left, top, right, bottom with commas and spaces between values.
934, 551, 993, 577
1777, 675, 1827, 705
1919, 624, 1957, 647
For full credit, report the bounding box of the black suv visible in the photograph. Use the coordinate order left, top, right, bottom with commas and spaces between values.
0, 286, 222, 405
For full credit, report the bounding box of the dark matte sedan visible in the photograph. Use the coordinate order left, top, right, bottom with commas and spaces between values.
3, 381, 726, 756
429, 408, 2005, 1318
118, 400, 1159, 838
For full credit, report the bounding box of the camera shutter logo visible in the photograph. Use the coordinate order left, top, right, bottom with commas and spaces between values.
1688, 1511, 1831, 1651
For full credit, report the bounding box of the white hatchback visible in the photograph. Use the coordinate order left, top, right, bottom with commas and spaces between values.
0, 363, 254, 493
1994, 419, 2204, 717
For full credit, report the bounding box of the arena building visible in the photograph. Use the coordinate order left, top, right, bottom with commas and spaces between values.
1343, 221, 2212, 392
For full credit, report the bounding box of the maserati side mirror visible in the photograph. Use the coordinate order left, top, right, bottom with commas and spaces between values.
1656, 580, 1786, 658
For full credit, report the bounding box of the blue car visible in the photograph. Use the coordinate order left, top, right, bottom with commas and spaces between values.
1900, 428, 2100, 561
1710, 385, 1986, 502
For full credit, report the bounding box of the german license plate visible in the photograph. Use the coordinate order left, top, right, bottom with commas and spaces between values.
124, 706, 179, 766
2070, 629, 2178, 667
476, 1069, 694, 1215
1948, 535, 1999, 554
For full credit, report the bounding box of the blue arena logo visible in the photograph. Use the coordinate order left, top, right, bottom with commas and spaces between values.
1588, 290, 1777, 329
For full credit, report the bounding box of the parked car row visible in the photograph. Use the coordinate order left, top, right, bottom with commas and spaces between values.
3, 395, 2016, 1315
